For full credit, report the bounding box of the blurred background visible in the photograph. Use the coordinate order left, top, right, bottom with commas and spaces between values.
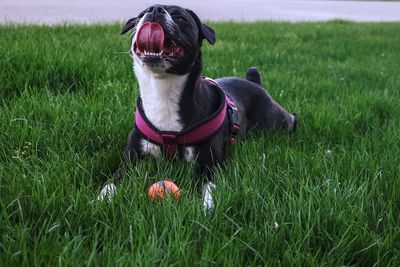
1, 0, 400, 24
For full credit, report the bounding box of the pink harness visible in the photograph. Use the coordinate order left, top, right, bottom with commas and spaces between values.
135, 78, 240, 157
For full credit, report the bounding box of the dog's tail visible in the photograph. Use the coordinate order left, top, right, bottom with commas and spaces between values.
246, 67, 261, 86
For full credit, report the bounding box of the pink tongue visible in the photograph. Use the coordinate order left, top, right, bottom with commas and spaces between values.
137, 22, 165, 53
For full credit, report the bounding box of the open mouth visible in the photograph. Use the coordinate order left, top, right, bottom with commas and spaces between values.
135, 22, 185, 60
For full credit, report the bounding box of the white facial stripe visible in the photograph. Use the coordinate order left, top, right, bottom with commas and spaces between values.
164, 8, 174, 23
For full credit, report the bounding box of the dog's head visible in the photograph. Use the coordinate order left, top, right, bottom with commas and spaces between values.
121, 5, 216, 75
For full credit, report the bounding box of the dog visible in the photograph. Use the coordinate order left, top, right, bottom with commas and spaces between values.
98, 5, 297, 211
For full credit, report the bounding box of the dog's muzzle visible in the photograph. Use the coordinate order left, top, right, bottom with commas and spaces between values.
134, 22, 185, 60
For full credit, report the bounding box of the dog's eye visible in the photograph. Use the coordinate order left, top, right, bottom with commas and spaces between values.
175, 16, 188, 23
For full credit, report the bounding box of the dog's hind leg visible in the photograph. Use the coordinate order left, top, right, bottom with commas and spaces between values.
249, 93, 298, 132
219, 68, 298, 132
246, 69, 297, 131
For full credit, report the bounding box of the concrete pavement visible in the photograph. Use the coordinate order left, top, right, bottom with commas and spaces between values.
1, 0, 400, 24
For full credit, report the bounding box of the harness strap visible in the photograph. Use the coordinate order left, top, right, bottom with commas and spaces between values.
204, 78, 240, 143
226, 96, 240, 144
135, 77, 240, 157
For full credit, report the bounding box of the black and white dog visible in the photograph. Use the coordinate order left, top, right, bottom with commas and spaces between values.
98, 5, 297, 211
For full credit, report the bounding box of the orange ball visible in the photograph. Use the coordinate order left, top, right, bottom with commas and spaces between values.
147, 180, 180, 200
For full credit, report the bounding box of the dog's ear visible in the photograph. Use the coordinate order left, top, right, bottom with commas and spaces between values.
200, 23, 216, 45
121, 17, 139, 35
187, 9, 216, 45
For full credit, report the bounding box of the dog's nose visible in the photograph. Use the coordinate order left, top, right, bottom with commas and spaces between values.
146, 5, 166, 20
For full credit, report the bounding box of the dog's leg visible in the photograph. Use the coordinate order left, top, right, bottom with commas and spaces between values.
98, 181, 117, 201
196, 136, 225, 214
97, 168, 121, 201
98, 129, 142, 202
262, 100, 297, 131
203, 181, 216, 212
251, 89, 298, 132
243, 67, 299, 132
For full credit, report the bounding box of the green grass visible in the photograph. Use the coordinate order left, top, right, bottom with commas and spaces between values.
1, 21, 400, 266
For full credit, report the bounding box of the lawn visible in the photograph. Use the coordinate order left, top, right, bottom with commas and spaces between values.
1, 21, 400, 266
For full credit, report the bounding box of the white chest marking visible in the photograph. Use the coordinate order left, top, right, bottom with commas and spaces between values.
133, 28, 192, 160
134, 62, 188, 132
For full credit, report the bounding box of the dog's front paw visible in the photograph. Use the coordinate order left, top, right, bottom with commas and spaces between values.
97, 183, 116, 202
203, 182, 216, 214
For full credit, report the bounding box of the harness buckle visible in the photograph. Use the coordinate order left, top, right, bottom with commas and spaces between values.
161, 134, 178, 157
227, 103, 240, 144
161, 133, 177, 144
